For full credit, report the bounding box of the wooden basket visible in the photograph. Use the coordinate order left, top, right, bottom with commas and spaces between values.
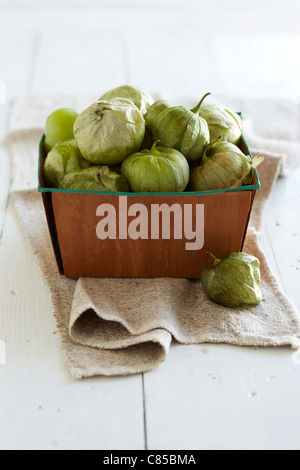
38, 130, 260, 279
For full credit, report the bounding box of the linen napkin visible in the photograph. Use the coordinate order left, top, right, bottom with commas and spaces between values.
7, 95, 300, 378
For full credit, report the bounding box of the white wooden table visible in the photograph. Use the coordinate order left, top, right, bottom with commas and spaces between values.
0, 0, 300, 450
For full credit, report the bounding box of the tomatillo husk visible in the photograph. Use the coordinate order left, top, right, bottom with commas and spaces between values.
43, 139, 91, 188
73, 98, 145, 165
202, 252, 263, 307
198, 104, 243, 144
145, 100, 173, 130
152, 93, 210, 162
121, 141, 189, 192
99, 85, 153, 115
189, 136, 263, 191
59, 166, 130, 192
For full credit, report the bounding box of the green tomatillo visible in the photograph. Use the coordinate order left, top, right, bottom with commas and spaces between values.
99, 85, 153, 115
43, 139, 91, 188
201, 252, 263, 307
44, 107, 79, 153
189, 136, 263, 191
121, 141, 190, 193
152, 93, 211, 162
59, 165, 130, 192
73, 98, 145, 165
198, 103, 243, 144
145, 100, 173, 130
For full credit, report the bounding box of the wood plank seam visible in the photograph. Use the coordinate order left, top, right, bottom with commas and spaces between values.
26, 32, 42, 93
0, 193, 11, 243
265, 224, 287, 292
142, 373, 148, 450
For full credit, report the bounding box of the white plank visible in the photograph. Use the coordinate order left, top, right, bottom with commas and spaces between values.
0, 146, 10, 240
0, 32, 37, 99
1, 1, 300, 36
126, 32, 220, 99
128, 33, 300, 101
0, 33, 37, 237
258, 232, 284, 289
212, 35, 300, 99
263, 165, 300, 310
144, 343, 300, 450
0, 197, 146, 450
31, 32, 128, 95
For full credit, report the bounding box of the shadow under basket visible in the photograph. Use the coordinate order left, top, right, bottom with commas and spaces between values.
38, 131, 260, 279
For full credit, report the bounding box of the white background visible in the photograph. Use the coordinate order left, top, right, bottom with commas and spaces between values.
0, 0, 300, 450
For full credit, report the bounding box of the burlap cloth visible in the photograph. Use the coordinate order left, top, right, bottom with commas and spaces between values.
7, 95, 300, 378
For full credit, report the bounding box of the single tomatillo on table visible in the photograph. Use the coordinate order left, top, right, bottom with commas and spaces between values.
201, 252, 263, 307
